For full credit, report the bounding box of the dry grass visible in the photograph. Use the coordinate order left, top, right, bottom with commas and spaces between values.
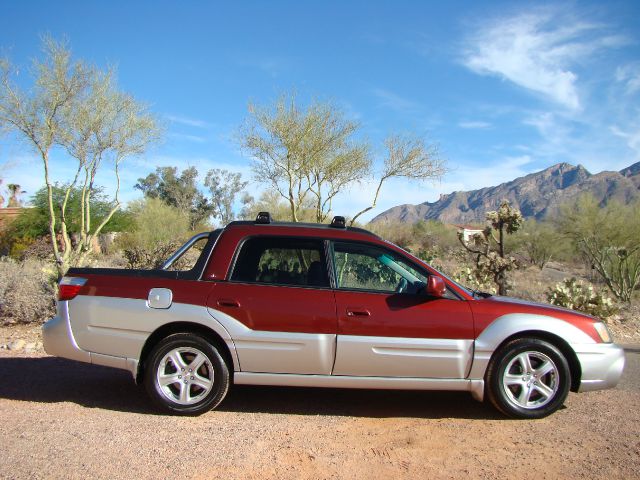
0, 257, 56, 325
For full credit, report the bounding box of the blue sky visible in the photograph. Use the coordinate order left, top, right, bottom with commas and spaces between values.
1, 1, 639, 223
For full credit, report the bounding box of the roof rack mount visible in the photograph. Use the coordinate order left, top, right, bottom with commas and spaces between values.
255, 212, 271, 224
330, 216, 346, 229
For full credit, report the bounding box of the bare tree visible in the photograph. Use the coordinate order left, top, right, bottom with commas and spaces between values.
350, 134, 446, 225
0, 38, 160, 276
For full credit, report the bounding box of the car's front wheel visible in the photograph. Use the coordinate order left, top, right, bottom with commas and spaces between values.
486, 338, 571, 419
144, 333, 230, 415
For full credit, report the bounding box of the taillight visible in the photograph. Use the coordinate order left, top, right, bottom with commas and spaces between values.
58, 277, 87, 301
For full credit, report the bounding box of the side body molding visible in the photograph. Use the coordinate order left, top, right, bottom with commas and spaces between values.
206, 306, 336, 375
468, 313, 596, 380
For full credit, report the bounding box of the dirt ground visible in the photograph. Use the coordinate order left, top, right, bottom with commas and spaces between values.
0, 327, 638, 479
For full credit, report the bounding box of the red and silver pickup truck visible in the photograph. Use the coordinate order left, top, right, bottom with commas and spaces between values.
43, 213, 625, 418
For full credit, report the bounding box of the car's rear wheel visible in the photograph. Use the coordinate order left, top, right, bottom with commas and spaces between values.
144, 333, 230, 415
486, 338, 571, 419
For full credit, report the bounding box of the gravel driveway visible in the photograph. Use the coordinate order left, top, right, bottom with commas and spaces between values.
0, 348, 638, 479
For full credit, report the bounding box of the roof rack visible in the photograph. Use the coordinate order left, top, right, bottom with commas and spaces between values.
226, 212, 379, 238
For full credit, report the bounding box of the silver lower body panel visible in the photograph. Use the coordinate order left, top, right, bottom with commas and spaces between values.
42, 306, 138, 378
574, 342, 626, 392
234, 372, 485, 401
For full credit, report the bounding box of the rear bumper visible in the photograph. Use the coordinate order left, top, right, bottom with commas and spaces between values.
42, 302, 91, 363
574, 342, 625, 392
43, 302, 139, 378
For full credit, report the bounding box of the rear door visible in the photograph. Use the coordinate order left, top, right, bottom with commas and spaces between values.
331, 241, 474, 378
208, 236, 338, 375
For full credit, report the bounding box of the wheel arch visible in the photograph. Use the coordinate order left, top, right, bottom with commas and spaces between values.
488, 330, 582, 392
470, 314, 591, 392
136, 321, 237, 384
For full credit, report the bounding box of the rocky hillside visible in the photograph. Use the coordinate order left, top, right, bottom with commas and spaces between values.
372, 161, 640, 224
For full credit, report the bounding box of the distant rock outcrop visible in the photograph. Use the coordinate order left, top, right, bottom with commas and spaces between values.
372, 162, 640, 224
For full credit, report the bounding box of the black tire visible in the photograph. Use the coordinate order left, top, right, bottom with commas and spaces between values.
144, 333, 230, 415
486, 338, 571, 419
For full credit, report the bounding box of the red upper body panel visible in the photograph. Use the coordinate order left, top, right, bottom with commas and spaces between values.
69, 221, 602, 342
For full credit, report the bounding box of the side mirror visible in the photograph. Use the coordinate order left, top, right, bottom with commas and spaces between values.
425, 276, 446, 298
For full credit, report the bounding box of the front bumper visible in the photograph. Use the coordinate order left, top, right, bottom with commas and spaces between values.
42, 301, 91, 363
574, 342, 625, 392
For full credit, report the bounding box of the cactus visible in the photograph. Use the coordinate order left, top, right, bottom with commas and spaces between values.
458, 200, 523, 295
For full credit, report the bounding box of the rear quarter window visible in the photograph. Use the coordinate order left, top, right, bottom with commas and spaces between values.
230, 237, 329, 288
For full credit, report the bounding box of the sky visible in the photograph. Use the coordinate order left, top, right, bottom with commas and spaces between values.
0, 0, 639, 223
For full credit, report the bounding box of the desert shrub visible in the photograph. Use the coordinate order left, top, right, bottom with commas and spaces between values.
557, 195, 640, 302
368, 219, 413, 248
546, 277, 617, 319
453, 266, 497, 294
116, 198, 191, 269
18, 236, 57, 261
369, 219, 459, 254
0, 257, 56, 325
84, 252, 129, 269
412, 220, 459, 252
514, 220, 568, 269
0, 186, 133, 259
122, 243, 181, 269
415, 247, 439, 264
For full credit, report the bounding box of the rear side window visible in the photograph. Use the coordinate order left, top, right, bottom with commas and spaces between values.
231, 237, 329, 287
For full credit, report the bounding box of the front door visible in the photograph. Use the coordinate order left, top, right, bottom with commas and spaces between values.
331, 241, 474, 379
208, 236, 337, 375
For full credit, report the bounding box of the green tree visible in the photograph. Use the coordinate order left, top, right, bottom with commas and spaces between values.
135, 166, 213, 229
350, 135, 446, 225
458, 200, 523, 295
557, 194, 640, 303
117, 198, 191, 269
204, 168, 247, 225
239, 190, 316, 222
239, 93, 446, 223
0, 38, 160, 277
517, 219, 565, 269
240, 93, 369, 223
0, 185, 133, 259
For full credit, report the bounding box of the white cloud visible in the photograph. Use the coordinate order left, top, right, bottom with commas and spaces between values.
615, 63, 640, 95
458, 120, 492, 129
165, 114, 212, 129
610, 125, 640, 158
462, 9, 628, 110
168, 132, 207, 143
234, 55, 288, 78
370, 88, 417, 112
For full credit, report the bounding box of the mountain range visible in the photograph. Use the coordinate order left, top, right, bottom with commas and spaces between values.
371, 161, 640, 225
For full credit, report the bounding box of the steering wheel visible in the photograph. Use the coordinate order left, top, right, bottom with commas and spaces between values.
396, 277, 408, 293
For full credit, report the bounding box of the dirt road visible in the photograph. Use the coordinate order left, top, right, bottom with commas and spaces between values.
0, 348, 638, 479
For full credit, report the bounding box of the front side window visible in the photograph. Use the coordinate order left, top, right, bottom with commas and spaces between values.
231, 237, 329, 287
333, 242, 428, 294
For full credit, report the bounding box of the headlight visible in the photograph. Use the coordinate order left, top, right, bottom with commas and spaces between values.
593, 322, 612, 343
